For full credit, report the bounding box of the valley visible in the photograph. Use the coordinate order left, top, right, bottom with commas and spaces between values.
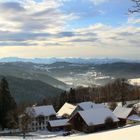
0, 59, 140, 104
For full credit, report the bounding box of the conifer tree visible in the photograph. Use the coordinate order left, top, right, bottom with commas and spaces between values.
0, 77, 17, 129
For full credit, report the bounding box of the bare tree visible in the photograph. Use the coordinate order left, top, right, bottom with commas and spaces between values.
20, 113, 31, 139
129, 0, 140, 13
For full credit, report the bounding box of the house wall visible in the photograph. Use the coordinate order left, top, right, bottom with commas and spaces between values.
47, 123, 71, 131
28, 115, 56, 131
69, 113, 86, 131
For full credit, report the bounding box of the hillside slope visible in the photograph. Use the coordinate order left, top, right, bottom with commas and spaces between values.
0, 62, 68, 89
0, 76, 63, 104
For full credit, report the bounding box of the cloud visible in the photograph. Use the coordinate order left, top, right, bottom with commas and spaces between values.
0, 41, 37, 47
0, 0, 76, 33
0, 31, 52, 41
58, 31, 75, 37
0, 22, 139, 50
0, 0, 140, 58
127, 17, 140, 24
0, 2, 25, 12
90, 0, 110, 5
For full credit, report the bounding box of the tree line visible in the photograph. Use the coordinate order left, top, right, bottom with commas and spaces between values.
53, 78, 140, 110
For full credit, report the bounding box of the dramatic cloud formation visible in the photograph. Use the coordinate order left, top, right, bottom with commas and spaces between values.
0, 0, 140, 58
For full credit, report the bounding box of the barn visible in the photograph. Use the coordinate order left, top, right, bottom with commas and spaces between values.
69, 108, 119, 133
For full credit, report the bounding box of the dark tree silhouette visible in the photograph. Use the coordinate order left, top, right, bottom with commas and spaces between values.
129, 0, 140, 13
69, 88, 76, 103
0, 77, 17, 129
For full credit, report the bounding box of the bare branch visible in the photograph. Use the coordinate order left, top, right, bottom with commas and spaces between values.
129, 0, 140, 13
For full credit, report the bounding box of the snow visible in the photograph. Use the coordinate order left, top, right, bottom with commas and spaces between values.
95, 76, 110, 80
1, 125, 140, 140
57, 103, 76, 117
78, 101, 105, 110
113, 106, 133, 119
26, 105, 56, 117
133, 102, 140, 108
129, 78, 140, 86
78, 108, 119, 126
128, 115, 140, 122
48, 119, 69, 127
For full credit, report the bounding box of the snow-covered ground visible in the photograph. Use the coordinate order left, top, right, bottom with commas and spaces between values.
1, 125, 140, 140
129, 78, 140, 86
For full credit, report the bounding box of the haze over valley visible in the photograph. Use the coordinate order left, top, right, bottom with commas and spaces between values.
0, 57, 140, 104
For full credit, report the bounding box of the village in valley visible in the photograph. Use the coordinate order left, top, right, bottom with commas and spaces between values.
13, 100, 140, 139
0, 77, 140, 140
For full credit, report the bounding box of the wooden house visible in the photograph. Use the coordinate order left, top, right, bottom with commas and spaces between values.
69, 108, 119, 133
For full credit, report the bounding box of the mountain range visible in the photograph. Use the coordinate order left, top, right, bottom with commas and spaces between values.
0, 58, 140, 104
0, 57, 140, 64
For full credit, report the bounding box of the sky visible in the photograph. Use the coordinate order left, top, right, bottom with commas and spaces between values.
0, 0, 140, 59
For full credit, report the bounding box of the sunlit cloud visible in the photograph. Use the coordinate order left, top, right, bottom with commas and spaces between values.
0, 0, 139, 59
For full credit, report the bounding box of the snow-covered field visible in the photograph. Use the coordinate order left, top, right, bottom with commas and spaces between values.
129, 78, 140, 86
1, 125, 140, 140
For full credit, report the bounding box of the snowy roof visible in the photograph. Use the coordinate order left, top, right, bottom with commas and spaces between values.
113, 106, 133, 119
78, 108, 119, 126
133, 103, 140, 108
57, 102, 76, 117
128, 115, 140, 122
48, 119, 69, 127
78, 101, 105, 110
26, 105, 56, 117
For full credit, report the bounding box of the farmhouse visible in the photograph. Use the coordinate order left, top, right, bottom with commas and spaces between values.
113, 106, 136, 125
57, 102, 76, 118
19, 105, 56, 131
47, 119, 71, 131
69, 107, 119, 133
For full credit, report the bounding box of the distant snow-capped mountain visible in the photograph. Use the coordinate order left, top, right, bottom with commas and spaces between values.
0, 57, 140, 64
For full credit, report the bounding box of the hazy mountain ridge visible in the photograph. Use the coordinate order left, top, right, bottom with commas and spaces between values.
0, 61, 140, 103
43, 62, 140, 86
95, 62, 140, 78
0, 57, 140, 64
0, 62, 68, 89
